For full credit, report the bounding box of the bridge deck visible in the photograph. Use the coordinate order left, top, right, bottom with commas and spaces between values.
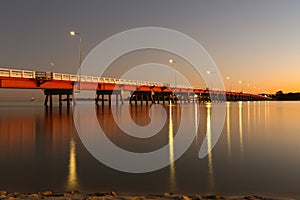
0, 67, 272, 106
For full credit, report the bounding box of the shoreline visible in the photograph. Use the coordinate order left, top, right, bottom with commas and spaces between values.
0, 191, 295, 200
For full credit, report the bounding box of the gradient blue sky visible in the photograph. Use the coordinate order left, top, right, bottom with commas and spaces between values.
1, 0, 300, 94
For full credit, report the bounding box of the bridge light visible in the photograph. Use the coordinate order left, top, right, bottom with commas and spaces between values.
69, 30, 82, 92
70, 31, 76, 36
169, 59, 174, 64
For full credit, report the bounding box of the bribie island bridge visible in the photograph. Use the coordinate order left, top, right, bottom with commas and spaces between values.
0, 67, 271, 106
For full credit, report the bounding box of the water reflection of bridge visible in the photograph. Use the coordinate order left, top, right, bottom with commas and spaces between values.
0, 101, 273, 193
0, 106, 78, 191
0, 67, 271, 106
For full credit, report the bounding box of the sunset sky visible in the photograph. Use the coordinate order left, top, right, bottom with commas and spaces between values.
1, 0, 300, 97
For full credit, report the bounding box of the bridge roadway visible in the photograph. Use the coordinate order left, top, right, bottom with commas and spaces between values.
0, 67, 271, 106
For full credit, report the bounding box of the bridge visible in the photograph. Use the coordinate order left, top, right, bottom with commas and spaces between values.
0, 67, 271, 106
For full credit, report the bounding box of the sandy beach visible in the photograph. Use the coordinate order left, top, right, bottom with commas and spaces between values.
0, 191, 295, 200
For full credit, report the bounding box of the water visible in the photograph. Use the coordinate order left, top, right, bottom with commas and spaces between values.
0, 101, 300, 199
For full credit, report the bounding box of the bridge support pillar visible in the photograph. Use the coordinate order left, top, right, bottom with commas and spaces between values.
135, 94, 138, 104
101, 94, 104, 106
116, 94, 119, 105
49, 95, 53, 106
43, 89, 73, 107
67, 94, 70, 106
184, 94, 187, 103
108, 94, 112, 106
59, 94, 62, 106
44, 95, 49, 106
95, 90, 120, 106
120, 93, 124, 104
95, 94, 99, 105
146, 94, 149, 105
140, 94, 143, 105
120, 89, 124, 104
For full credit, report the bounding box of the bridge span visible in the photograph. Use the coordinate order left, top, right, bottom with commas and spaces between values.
0, 67, 271, 106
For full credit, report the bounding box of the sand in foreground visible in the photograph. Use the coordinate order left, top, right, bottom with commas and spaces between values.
0, 191, 296, 200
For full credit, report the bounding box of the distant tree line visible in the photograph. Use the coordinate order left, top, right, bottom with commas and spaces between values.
275, 91, 300, 100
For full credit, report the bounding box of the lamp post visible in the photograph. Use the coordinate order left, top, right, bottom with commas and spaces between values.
247, 83, 250, 93
70, 31, 82, 92
50, 62, 55, 72
226, 76, 231, 91
238, 80, 243, 93
206, 70, 216, 90
169, 59, 177, 87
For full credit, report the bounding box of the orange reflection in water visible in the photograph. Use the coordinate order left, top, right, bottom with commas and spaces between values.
168, 103, 176, 192
238, 101, 244, 155
0, 114, 36, 159
67, 137, 78, 190
0, 106, 79, 191
205, 102, 214, 192
226, 102, 231, 158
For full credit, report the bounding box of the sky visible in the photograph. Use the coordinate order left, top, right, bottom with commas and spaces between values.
1, 0, 300, 100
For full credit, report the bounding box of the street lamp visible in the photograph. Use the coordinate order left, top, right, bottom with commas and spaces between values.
69, 30, 82, 92
247, 83, 250, 93
226, 76, 231, 91
206, 70, 216, 90
238, 80, 243, 93
169, 59, 176, 87
50, 62, 55, 72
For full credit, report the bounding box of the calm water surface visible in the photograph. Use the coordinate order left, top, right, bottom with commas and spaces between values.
0, 101, 300, 198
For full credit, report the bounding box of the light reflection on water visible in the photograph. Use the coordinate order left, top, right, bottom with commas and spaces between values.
205, 102, 214, 192
67, 137, 78, 191
168, 102, 176, 192
238, 101, 244, 156
226, 102, 231, 158
0, 101, 300, 199
247, 101, 250, 136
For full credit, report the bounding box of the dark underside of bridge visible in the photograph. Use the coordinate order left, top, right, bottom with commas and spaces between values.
42, 88, 270, 107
